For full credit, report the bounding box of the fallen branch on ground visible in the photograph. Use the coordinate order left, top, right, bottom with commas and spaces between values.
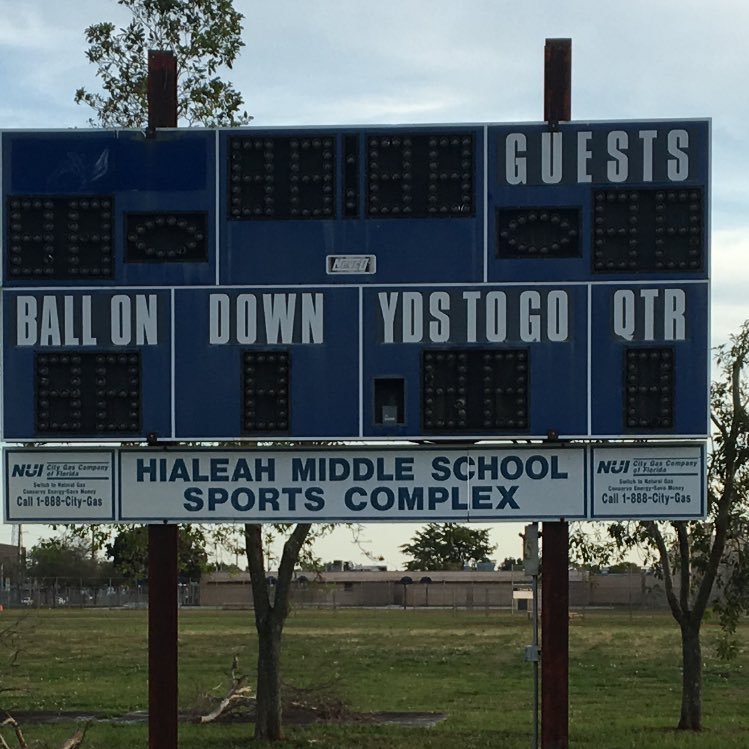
198, 685, 255, 723
197, 654, 254, 724
1, 714, 88, 749
59, 724, 89, 749
0, 717, 27, 749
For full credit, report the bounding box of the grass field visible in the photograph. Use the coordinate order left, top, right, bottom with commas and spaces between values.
0, 606, 748, 748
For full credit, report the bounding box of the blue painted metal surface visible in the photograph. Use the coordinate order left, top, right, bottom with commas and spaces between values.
1, 121, 710, 441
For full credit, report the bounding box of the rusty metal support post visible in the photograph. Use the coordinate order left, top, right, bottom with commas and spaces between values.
147, 50, 178, 133
541, 38, 571, 749
148, 523, 179, 749
147, 50, 179, 749
541, 520, 569, 748
544, 39, 571, 125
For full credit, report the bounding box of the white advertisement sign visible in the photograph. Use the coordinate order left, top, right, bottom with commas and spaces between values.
2, 444, 707, 524
4, 449, 115, 522
590, 444, 706, 519
118, 447, 587, 523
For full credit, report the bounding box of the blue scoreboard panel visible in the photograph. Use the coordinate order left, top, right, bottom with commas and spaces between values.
1, 121, 710, 442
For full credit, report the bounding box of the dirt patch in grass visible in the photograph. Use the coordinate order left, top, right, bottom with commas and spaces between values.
5, 707, 447, 728
6, 680, 447, 728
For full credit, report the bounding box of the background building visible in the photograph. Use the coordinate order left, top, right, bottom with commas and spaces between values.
199, 568, 684, 610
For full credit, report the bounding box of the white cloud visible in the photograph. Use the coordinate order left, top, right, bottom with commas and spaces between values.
0, 7, 64, 49
711, 229, 749, 345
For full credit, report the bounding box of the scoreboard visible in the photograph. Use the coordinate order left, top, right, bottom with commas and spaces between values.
0, 120, 710, 442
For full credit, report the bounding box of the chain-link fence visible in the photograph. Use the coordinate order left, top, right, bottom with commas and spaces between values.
0, 579, 201, 609
199, 571, 682, 611
0, 572, 711, 612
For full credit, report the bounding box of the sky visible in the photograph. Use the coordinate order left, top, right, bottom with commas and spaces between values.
1, 0, 748, 568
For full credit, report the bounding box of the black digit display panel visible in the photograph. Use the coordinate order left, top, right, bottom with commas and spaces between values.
624, 348, 674, 430
242, 351, 290, 434
227, 131, 475, 222
228, 136, 336, 220
367, 132, 474, 218
593, 188, 703, 272
497, 207, 580, 258
126, 212, 208, 262
35, 352, 141, 435
6, 195, 113, 280
343, 135, 359, 218
422, 349, 528, 433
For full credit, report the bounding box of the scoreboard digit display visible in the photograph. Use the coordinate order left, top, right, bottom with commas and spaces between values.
1, 120, 710, 442
220, 127, 485, 285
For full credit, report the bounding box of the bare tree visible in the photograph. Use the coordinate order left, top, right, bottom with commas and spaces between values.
609, 321, 749, 729
244, 524, 312, 739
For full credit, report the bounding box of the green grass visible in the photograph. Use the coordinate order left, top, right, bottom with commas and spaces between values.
1, 607, 748, 747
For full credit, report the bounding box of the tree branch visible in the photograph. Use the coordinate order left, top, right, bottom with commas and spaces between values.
694, 354, 748, 617
711, 411, 729, 443
0, 717, 27, 749
274, 524, 312, 621
59, 724, 89, 749
694, 484, 733, 618
675, 522, 691, 614
731, 356, 744, 430
244, 524, 270, 623
644, 521, 682, 624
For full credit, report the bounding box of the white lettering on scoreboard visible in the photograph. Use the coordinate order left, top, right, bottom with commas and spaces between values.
10, 285, 694, 351
209, 292, 324, 344
503, 128, 690, 185
15, 294, 159, 347
612, 288, 686, 341
376, 286, 692, 344
377, 289, 570, 344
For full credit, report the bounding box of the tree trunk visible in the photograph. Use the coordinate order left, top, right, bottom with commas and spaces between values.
244, 522, 311, 741
254, 615, 284, 740
679, 618, 702, 730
